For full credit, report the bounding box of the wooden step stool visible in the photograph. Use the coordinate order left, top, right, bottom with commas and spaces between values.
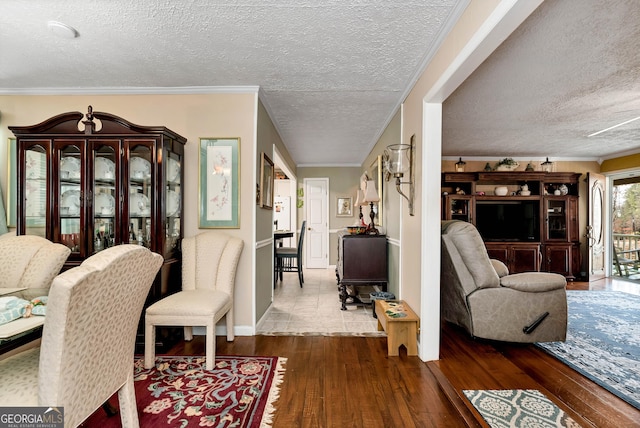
375, 300, 419, 356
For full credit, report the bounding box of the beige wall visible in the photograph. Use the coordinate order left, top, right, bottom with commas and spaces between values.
399, 0, 501, 330
256, 99, 292, 321
0, 92, 260, 331
363, 109, 402, 240
361, 109, 402, 296
375, 0, 509, 360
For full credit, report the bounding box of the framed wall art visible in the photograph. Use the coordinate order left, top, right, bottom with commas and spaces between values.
337, 196, 353, 217
198, 138, 240, 228
259, 152, 274, 209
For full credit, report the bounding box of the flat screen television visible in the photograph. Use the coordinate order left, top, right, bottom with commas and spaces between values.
475, 200, 540, 241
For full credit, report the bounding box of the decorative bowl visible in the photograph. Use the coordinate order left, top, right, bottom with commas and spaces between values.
347, 226, 367, 235
494, 186, 509, 196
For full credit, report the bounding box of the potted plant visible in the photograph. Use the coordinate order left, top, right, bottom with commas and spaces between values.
495, 158, 519, 171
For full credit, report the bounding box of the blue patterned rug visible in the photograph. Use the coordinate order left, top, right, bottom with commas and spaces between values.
463, 389, 578, 427
536, 290, 640, 410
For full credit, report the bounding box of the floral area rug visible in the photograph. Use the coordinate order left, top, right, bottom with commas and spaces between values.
536, 290, 640, 410
463, 389, 579, 428
83, 355, 286, 427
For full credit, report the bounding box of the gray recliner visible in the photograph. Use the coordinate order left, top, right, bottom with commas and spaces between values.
441, 220, 567, 343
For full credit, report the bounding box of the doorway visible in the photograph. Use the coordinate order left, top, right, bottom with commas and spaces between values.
272, 149, 297, 243
610, 171, 640, 282
304, 178, 329, 269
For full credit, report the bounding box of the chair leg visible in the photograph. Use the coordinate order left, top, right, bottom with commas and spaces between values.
226, 310, 235, 342
184, 326, 193, 341
205, 321, 215, 370
117, 374, 140, 427
144, 320, 155, 369
274, 258, 278, 286
298, 256, 304, 287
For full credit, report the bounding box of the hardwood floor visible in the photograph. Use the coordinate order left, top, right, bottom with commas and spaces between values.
165, 278, 640, 427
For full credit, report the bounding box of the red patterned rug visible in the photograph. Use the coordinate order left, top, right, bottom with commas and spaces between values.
83, 355, 286, 427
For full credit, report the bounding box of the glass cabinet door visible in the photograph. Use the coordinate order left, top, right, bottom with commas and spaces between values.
92, 144, 117, 253
59, 145, 82, 254
128, 145, 153, 249
23, 145, 48, 237
447, 195, 473, 223
546, 198, 567, 240
165, 151, 181, 257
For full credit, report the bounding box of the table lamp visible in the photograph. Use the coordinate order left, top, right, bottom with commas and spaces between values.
363, 180, 380, 234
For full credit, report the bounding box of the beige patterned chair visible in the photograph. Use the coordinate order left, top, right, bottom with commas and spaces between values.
0, 244, 163, 427
441, 220, 567, 343
0, 234, 70, 299
145, 231, 244, 370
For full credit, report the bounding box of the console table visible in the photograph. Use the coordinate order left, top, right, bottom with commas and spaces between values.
336, 231, 388, 310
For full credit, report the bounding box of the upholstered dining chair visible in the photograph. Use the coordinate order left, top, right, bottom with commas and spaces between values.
0, 244, 163, 427
274, 220, 306, 287
0, 234, 70, 299
145, 231, 244, 370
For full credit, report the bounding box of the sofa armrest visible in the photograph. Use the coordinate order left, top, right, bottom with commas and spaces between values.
500, 272, 566, 292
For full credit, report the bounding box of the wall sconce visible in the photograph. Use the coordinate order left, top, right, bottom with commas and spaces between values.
541, 157, 554, 173
455, 157, 466, 172
384, 135, 415, 216
362, 181, 380, 234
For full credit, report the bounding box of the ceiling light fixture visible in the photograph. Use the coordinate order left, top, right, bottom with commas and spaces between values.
588, 116, 640, 137
47, 21, 79, 39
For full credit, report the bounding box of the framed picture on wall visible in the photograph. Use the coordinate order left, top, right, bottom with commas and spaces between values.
260, 152, 274, 209
198, 138, 240, 228
337, 196, 353, 217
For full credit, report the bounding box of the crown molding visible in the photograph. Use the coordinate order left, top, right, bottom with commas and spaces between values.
598, 147, 640, 163
0, 86, 260, 95
441, 155, 600, 162
296, 163, 362, 168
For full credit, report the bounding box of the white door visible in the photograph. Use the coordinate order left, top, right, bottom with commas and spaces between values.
587, 172, 606, 281
304, 178, 329, 268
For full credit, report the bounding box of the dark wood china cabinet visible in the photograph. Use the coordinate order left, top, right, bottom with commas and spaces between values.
9, 106, 186, 307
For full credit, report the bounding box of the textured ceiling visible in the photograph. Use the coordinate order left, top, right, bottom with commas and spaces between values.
443, 0, 640, 161
0, 0, 463, 166
3, 1, 638, 167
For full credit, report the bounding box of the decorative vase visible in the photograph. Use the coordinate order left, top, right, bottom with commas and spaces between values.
494, 186, 508, 196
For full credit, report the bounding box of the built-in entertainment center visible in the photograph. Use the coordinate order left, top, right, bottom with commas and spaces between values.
442, 171, 581, 279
